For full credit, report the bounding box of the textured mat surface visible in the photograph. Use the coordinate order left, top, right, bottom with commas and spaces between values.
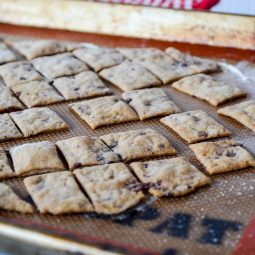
0, 35, 255, 255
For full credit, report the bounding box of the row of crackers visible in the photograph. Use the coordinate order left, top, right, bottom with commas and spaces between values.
1, 92, 254, 143
0, 38, 254, 134
1, 94, 254, 145
0, 38, 238, 109
0, 126, 255, 215
0, 38, 254, 216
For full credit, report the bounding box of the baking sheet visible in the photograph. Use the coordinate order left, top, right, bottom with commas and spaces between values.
0, 34, 255, 255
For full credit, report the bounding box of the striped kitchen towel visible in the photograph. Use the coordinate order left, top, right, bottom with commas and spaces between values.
95, 0, 220, 9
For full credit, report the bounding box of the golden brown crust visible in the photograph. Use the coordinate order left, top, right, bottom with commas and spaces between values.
73, 47, 125, 72
32, 53, 89, 80
10, 107, 68, 137
189, 140, 255, 174
161, 110, 230, 143
16, 80, 64, 108
172, 74, 246, 106
0, 42, 18, 64
8, 39, 67, 60
122, 88, 181, 120
53, 71, 112, 100
0, 86, 24, 113
0, 113, 23, 142
56, 136, 120, 170
100, 128, 176, 162
69, 96, 138, 129
119, 48, 219, 84
130, 157, 211, 197
24, 171, 93, 214
10, 141, 65, 176
99, 60, 161, 91
218, 100, 255, 132
0, 61, 43, 88
74, 163, 144, 215
0, 183, 34, 213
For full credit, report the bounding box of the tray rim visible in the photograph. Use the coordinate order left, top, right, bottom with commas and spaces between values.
0, 220, 118, 255
0, 0, 254, 50
0, 216, 160, 255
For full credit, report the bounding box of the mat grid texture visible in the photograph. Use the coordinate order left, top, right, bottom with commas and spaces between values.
0, 36, 254, 255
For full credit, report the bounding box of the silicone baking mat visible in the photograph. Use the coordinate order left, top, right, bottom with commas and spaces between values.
0, 33, 255, 255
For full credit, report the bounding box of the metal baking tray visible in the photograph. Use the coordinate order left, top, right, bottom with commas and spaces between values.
0, 27, 255, 255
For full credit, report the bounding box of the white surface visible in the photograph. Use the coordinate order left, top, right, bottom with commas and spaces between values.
212, 0, 255, 15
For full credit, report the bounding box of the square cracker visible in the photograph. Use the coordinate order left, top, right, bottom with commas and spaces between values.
53, 71, 112, 100
0, 61, 43, 88
100, 128, 176, 162
122, 88, 181, 120
10, 141, 65, 176
130, 157, 211, 197
0, 86, 24, 113
172, 74, 246, 106
10, 107, 68, 137
8, 39, 67, 60
218, 100, 255, 132
14, 80, 64, 108
160, 110, 230, 143
32, 53, 89, 80
165, 47, 219, 73
0, 148, 16, 180
73, 47, 125, 72
99, 60, 161, 91
24, 171, 93, 214
0, 113, 23, 142
0, 42, 18, 64
69, 96, 138, 129
118, 48, 178, 84
118, 48, 218, 84
74, 163, 144, 215
189, 140, 255, 175
56, 136, 120, 170
0, 183, 34, 213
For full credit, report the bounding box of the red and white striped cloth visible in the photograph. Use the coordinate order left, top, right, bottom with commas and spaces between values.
96, 0, 220, 10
